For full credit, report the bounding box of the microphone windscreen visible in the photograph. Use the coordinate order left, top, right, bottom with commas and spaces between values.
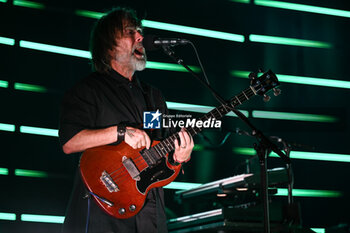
143, 35, 159, 51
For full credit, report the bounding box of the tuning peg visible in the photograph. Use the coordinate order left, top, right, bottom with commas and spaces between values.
248, 72, 257, 80
273, 88, 281, 96
263, 94, 271, 102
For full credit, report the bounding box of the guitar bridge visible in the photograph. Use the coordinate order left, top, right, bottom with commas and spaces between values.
100, 171, 119, 193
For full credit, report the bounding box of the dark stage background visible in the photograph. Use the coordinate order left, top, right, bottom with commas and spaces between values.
0, 0, 349, 232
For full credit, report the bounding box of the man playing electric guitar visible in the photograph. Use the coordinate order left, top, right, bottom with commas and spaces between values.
59, 7, 193, 233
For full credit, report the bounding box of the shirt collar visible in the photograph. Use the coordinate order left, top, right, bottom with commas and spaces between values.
108, 69, 134, 83
107, 69, 145, 93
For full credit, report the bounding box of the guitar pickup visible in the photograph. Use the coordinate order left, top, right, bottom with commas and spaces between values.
140, 148, 160, 167
100, 171, 119, 193
122, 156, 140, 181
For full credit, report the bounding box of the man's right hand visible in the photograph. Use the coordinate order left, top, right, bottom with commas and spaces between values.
124, 127, 151, 149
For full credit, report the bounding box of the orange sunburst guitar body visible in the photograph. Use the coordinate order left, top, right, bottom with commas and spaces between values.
79, 70, 280, 219
80, 140, 181, 219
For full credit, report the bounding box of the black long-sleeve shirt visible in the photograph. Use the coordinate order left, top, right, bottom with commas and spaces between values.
59, 70, 169, 233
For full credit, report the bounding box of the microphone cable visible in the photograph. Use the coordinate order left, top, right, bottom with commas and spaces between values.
188, 41, 211, 86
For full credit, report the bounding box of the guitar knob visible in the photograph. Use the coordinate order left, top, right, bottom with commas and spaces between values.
118, 208, 126, 215
263, 94, 271, 102
273, 88, 281, 96
129, 205, 136, 212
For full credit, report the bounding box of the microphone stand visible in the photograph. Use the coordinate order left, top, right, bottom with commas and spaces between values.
162, 45, 291, 233
270, 136, 294, 205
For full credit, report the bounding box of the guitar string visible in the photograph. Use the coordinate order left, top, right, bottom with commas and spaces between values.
108, 145, 171, 180
109, 156, 145, 179
108, 137, 183, 179
110, 149, 177, 183
109, 150, 169, 181
109, 154, 144, 176
112, 159, 149, 184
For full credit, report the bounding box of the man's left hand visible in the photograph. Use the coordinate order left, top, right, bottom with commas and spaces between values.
173, 128, 194, 163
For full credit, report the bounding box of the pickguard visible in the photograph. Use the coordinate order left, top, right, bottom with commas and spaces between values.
136, 158, 174, 194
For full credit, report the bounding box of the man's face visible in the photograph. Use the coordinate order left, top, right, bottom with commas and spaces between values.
112, 23, 147, 72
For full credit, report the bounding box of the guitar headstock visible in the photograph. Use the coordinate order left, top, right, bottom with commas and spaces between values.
249, 70, 280, 101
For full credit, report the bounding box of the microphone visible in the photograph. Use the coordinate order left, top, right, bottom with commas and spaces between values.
143, 35, 190, 51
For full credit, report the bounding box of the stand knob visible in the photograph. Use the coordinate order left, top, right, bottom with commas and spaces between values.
273, 88, 281, 96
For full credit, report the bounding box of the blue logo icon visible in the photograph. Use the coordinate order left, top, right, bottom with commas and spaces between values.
143, 110, 162, 129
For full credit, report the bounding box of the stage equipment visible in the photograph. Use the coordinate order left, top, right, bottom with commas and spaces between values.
143, 35, 190, 51
169, 169, 303, 233
162, 42, 287, 233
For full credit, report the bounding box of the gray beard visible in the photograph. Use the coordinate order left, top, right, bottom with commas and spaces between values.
134, 58, 146, 71
114, 52, 147, 72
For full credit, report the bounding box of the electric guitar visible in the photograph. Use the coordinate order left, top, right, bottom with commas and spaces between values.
79, 70, 280, 219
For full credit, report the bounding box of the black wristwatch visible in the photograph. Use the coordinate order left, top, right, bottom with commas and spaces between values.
117, 124, 126, 143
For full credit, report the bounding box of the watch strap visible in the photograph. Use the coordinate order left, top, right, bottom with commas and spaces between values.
117, 124, 126, 143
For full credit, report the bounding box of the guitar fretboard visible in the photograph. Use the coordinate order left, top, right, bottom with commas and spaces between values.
152, 86, 256, 158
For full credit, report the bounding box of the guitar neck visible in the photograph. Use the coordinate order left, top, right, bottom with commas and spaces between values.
153, 86, 257, 156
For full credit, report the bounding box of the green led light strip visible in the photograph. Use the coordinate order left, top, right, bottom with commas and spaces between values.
276, 74, 350, 89
193, 144, 204, 151
15, 169, 49, 178
252, 110, 337, 123
146, 61, 200, 73
255, 0, 350, 19
249, 34, 332, 48
166, 101, 249, 117
0, 168, 9, 175
75, 10, 245, 43
142, 20, 245, 43
13, 0, 44, 9
311, 228, 325, 233
233, 147, 256, 156
164, 181, 202, 190
275, 188, 342, 198
0, 36, 15, 46
14, 82, 48, 93
164, 182, 342, 198
19, 126, 58, 137
19, 40, 91, 58
0, 80, 9, 88
0, 123, 15, 132
231, 70, 252, 78
18, 40, 199, 72
231, 70, 350, 89
230, 0, 250, 3
21, 214, 64, 224
0, 0, 8, 3
279, 151, 350, 163
0, 212, 16, 221
233, 147, 350, 163
75, 9, 103, 19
